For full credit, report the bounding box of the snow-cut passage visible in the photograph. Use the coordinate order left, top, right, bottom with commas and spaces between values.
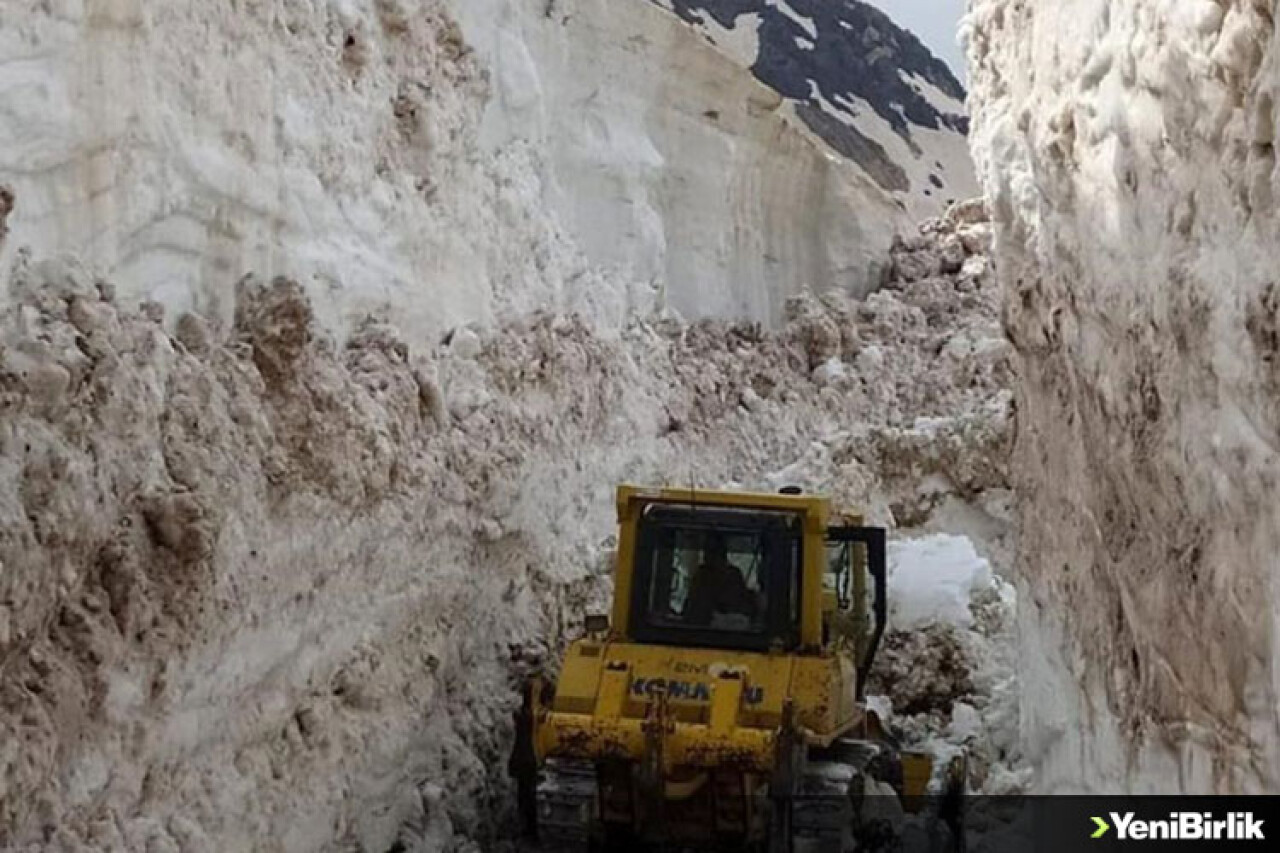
0, 198, 1015, 848
0, 0, 1018, 846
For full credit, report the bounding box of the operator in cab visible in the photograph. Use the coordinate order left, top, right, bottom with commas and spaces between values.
683, 533, 758, 626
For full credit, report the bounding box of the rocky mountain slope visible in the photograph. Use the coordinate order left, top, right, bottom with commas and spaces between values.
651, 0, 978, 219
969, 0, 1280, 793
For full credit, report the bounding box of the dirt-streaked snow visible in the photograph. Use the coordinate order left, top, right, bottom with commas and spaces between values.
969, 0, 1280, 795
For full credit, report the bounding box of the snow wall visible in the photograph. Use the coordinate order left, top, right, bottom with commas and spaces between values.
969, 0, 1280, 793
0, 0, 906, 336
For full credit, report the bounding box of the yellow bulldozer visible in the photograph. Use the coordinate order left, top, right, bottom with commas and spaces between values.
511, 485, 965, 851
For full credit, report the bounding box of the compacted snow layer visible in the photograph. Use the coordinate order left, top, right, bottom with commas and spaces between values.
0, 202, 1011, 849
969, 0, 1280, 793
0, 0, 905, 336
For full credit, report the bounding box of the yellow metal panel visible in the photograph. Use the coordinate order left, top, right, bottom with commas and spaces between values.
787, 654, 855, 739
595, 661, 631, 719
537, 711, 647, 762
537, 711, 776, 773
602, 643, 794, 727
617, 483, 830, 517
800, 525, 825, 647
669, 726, 775, 772
708, 673, 745, 735
552, 640, 605, 715
611, 505, 639, 635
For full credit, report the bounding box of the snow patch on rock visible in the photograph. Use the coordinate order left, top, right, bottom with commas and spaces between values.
649, 0, 977, 219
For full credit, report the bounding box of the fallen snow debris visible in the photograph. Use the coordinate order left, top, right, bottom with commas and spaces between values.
888, 534, 996, 630
866, 531, 1026, 799
870, 623, 974, 716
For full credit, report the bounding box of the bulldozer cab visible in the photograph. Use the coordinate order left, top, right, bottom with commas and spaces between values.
610, 486, 887, 691
627, 503, 803, 652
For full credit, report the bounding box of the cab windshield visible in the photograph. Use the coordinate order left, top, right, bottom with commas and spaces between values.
629, 503, 803, 651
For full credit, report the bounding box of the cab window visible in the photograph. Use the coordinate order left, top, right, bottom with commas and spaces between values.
646, 528, 767, 633
629, 504, 803, 651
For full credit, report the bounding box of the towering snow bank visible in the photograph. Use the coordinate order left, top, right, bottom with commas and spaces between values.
0, 0, 904, 334
452, 0, 909, 322
0, 0, 521, 337
968, 0, 1280, 793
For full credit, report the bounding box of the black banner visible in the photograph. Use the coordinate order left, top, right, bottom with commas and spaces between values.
916, 796, 1280, 852
962, 794, 1274, 845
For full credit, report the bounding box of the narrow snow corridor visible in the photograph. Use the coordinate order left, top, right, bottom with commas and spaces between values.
7, 0, 1276, 849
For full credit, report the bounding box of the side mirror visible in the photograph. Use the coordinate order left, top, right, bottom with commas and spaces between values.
584, 613, 610, 636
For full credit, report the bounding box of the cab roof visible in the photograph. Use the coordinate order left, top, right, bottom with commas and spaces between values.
616, 484, 833, 530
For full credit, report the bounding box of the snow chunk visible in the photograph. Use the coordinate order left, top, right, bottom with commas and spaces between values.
947, 701, 982, 742
448, 327, 483, 359
811, 356, 846, 386
888, 534, 994, 630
